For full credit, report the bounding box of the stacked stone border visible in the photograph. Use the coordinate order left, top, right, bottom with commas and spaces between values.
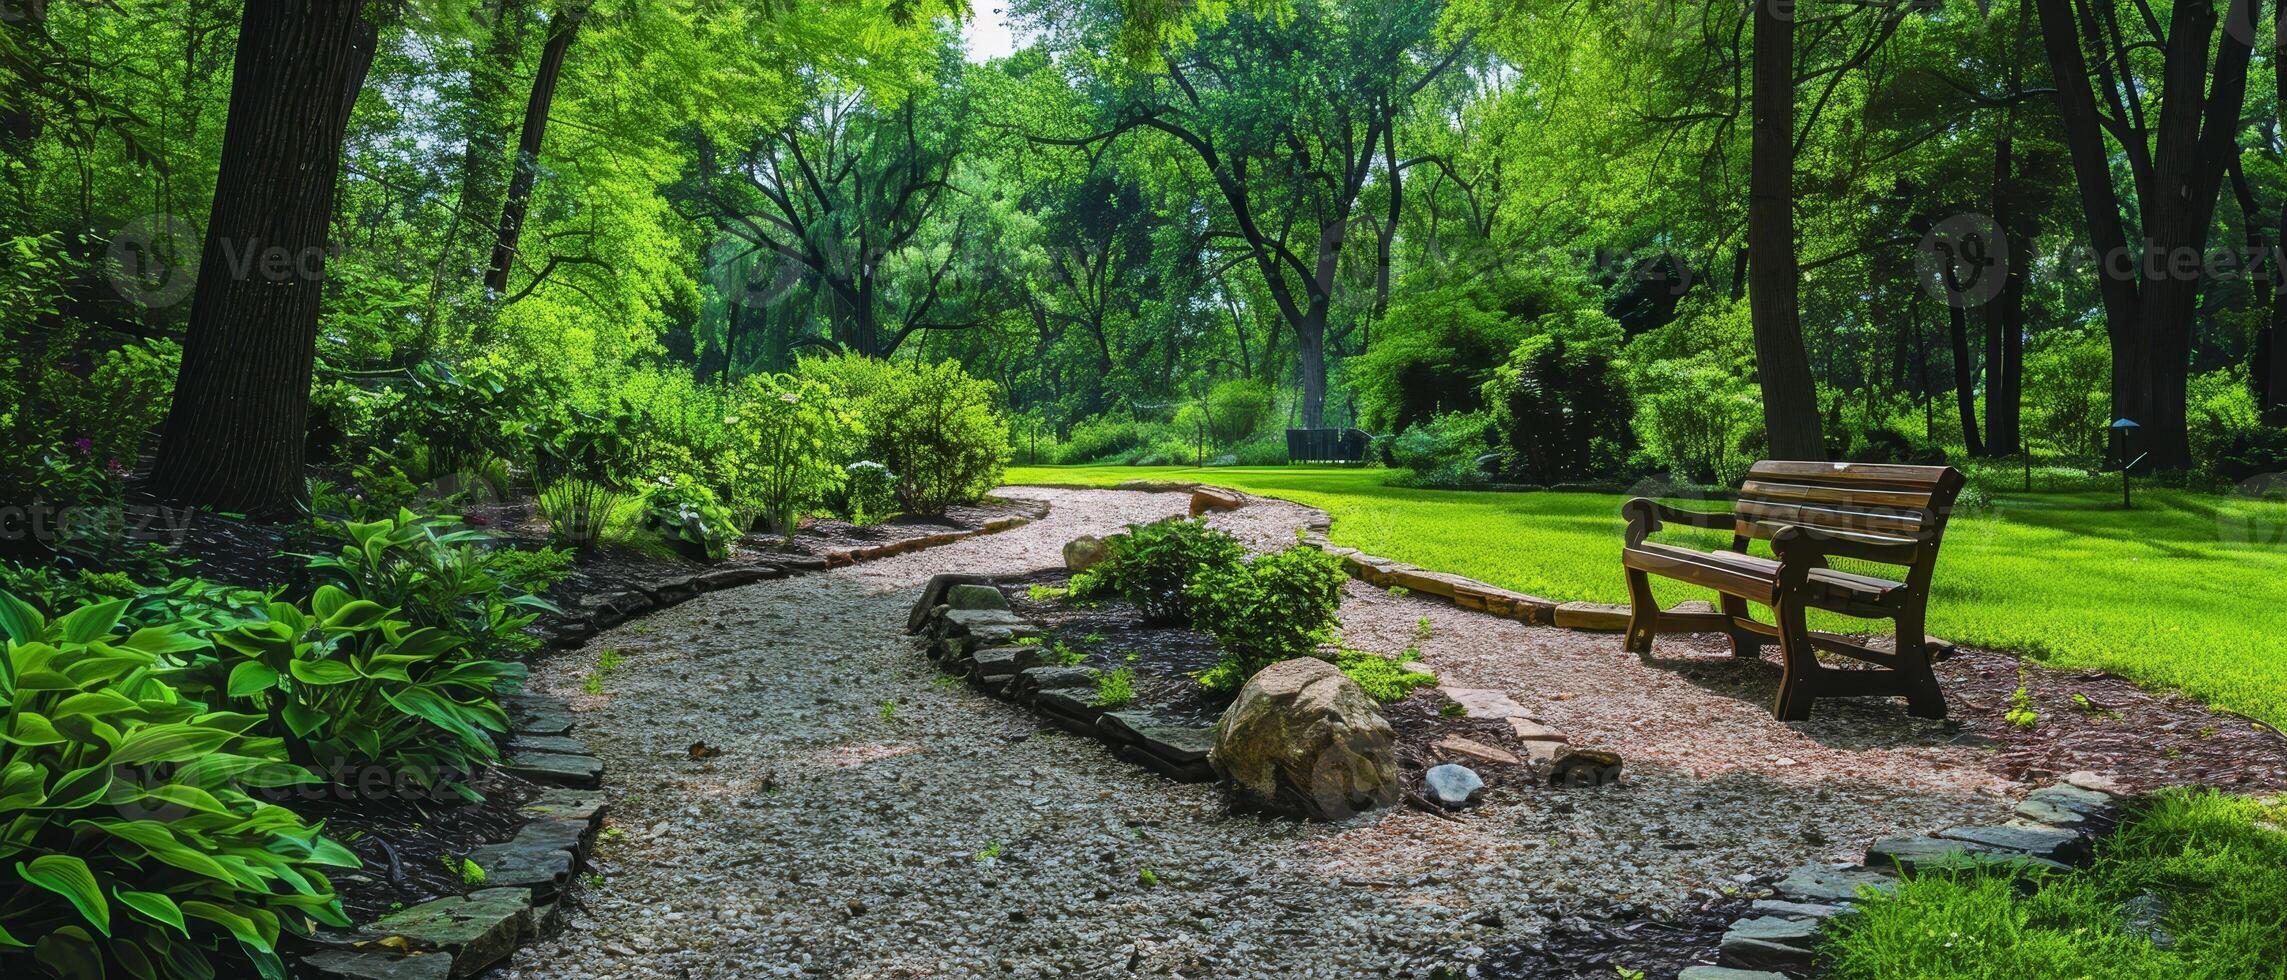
1681, 773, 2131, 979
907, 575, 1220, 784
297, 503, 1045, 978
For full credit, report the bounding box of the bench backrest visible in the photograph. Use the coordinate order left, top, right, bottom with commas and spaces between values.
1732, 461, 1966, 564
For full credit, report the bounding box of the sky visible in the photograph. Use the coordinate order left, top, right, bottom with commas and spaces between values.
961, 5, 1025, 62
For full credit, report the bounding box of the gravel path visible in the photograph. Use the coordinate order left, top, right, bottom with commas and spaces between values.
505, 487, 2015, 979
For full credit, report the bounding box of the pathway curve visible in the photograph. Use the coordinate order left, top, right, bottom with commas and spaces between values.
505, 487, 2013, 978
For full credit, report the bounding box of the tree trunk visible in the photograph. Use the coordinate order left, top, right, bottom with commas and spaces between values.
1297, 307, 1328, 431
1984, 128, 2026, 457
1948, 303, 1986, 457
147, 0, 378, 515
1747, 0, 1826, 459
483, 3, 584, 295
2270, 0, 2287, 425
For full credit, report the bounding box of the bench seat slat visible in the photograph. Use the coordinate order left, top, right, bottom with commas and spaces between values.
1621, 541, 1905, 611
1735, 498, 1928, 538
1746, 460, 1961, 491
1738, 479, 1935, 511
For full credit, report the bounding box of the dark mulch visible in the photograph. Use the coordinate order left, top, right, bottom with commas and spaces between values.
998, 570, 1498, 762
271, 766, 546, 923
1645, 632, 2287, 795
1447, 896, 1752, 979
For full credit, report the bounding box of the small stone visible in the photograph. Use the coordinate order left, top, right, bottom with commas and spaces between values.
1438, 687, 1531, 720
502, 751, 603, 789
1748, 898, 1847, 920
1865, 836, 2071, 875
366, 888, 534, 978
1423, 764, 1485, 808
1434, 736, 1521, 767
301, 950, 454, 980
1725, 915, 1821, 946
2122, 893, 2175, 949
1773, 864, 1897, 904
846, 899, 867, 915
1719, 934, 1814, 972
2061, 770, 2129, 797
1505, 717, 1566, 743
1680, 968, 1793, 980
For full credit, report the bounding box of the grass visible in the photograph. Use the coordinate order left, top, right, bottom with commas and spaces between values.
1821, 790, 2287, 978
1007, 464, 2287, 728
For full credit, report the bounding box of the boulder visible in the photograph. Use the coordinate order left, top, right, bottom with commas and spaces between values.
906, 573, 992, 633
1063, 535, 1114, 572
1189, 486, 1246, 516
944, 583, 1009, 612
1211, 658, 1401, 820
1423, 764, 1486, 808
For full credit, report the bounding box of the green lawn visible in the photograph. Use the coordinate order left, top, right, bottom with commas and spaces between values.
1006, 464, 2287, 729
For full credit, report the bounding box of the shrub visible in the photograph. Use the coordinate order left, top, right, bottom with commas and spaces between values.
842, 460, 898, 525
864, 360, 1010, 515
1350, 271, 1590, 431
525, 406, 639, 553
371, 360, 524, 482
1631, 357, 1760, 486
187, 587, 524, 800
1484, 312, 1635, 482
2022, 329, 2110, 469
1078, 518, 1246, 623
1222, 435, 1289, 466
1378, 412, 1496, 489
728, 373, 855, 539
1055, 414, 1169, 464
2187, 367, 2261, 473
1180, 379, 1272, 447
1094, 667, 1137, 707
639, 475, 738, 560
1188, 544, 1347, 683
0, 595, 356, 980
303, 509, 566, 657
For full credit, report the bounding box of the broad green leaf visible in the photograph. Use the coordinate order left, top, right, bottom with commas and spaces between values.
227, 661, 281, 697
287, 659, 361, 685
56, 598, 130, 644
19, 854, 111, 936
115, 888, 188, 936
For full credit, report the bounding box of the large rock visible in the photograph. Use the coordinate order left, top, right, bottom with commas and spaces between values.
944, 583, 1009, 612
1063, 535, 1114, 572
1210, 658, 1401, 820
1189, 486, 1246, 516
906, 573, 992, 633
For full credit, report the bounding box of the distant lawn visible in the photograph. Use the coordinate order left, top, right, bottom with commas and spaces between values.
1006, 464, 2287, 729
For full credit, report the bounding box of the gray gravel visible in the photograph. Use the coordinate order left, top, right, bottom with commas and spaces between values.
504, 487, 2018, 979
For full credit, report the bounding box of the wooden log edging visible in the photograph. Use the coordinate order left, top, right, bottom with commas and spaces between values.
1682, 773, 2133, 979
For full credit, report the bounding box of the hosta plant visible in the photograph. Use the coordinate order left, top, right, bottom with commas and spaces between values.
0, 595, 356, 980
180, 586, 523, 800
302, 509, 564, 657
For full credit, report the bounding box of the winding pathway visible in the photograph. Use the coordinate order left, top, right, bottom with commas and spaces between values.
503, 487, 2013, 978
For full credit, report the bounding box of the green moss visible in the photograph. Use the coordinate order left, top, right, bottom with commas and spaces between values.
1335, 648, 1438, 702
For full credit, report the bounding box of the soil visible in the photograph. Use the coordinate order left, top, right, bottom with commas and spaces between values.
278, 767, 547, 923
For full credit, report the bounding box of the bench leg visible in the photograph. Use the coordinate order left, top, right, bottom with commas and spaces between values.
1720, 594, 1762, 659
1623, 567, 1657, 655
1770, 597, 1817, 721
1895, 618, 1947, 719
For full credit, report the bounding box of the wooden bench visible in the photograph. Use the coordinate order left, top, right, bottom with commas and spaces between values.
1619, 461, 1966, 721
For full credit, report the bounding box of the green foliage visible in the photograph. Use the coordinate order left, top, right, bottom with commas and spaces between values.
730, 372, 856, 539
525, 406, 641, 554
1352, 273, 1585, 431
2022, 330, 2112, 470
1484, 313, 1635, 483
1823, 790, 2287, 979
1187, 545, 1348, 682
1630, 357, 1761, 486
2186, 368, 2261, 473
639, 475, 738, 560
368, 360, 525, 484
1378, 412, 1496, 489
857, 359, 1011, 516
0, 596, 355, 980
183, 587, 522, 799
303, 509, 565, 657
1334, 648, 1437, 702
840, 461, 899, 525
1094, 667, 1136, 707
1087, 518, 1246, 623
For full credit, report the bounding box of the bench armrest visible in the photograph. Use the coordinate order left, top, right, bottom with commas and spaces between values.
1621, 497, 1735, 547
1768, 523, 1923, 568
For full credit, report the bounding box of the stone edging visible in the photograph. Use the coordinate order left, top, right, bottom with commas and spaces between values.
1684, 773, 2131, 979
905, 576, 1219, 784
299, 503, 1046, 978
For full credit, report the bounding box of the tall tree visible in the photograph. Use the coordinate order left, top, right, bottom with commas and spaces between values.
2035, 0, 2256, 468
2269, 0, 2287, 426
147, 0, 379, 513
1748, 0, 1826, 459
484, 2, 587, 295
1026, 0, 1469, 428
